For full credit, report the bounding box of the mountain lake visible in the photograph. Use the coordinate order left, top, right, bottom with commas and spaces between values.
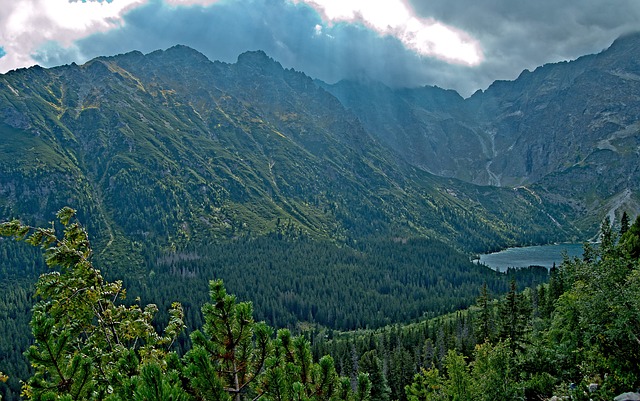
478, 243, 586, 272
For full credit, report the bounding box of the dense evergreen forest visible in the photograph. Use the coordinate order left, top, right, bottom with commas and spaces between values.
130, 234, 549, 332
0, 209, 548, 400
0, 208, 375, 401
1, 209, 639, 400
314, 212, 640, 401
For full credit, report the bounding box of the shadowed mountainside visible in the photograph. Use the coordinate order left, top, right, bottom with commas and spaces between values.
322, 32, 640, 233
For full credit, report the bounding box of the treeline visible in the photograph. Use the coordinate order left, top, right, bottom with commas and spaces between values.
313, 212, 640, 400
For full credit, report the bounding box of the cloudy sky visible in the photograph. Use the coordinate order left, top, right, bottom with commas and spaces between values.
1, 0, 639, 97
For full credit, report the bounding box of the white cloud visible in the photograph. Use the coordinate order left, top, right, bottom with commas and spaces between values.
0, 0, 147, 73
293, 0, 483, 65
164, 0, 221, 6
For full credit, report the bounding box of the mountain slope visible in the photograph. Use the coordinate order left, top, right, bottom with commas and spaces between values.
323, 33, 640, 231
0, 46, 576, 257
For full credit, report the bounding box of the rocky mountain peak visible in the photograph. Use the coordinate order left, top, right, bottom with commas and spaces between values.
608, 31, 640, 51
235, 50, 284, 74
148, 45, 212, 72
162, 44, 210, 61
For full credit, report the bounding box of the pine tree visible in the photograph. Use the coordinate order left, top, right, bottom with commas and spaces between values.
475, 283, 493, 342
388, 346, 414, 401
405, 368, 444, 401
599, 216, 617, 259
443, 350, 471, 401
0, 207, 186, 400
537, 284, 550, 320
257, 328, 371, 401
497, 279, 529, 354
620, 215, 640, 259
358, 351, 390, 401
187, 279, 271, 401
547, 263, 564, 310
471, 341, 523, 401
620, 211, 630, 235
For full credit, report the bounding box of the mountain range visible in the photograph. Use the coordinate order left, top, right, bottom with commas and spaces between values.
1, 33, 639, 278
322, 32, 640, 232
1, 39, 600, 258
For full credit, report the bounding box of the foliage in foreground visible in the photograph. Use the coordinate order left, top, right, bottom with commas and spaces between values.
0, 207, 370, 401
2, 208, 640, 401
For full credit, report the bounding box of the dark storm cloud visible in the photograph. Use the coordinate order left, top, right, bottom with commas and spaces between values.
408, 0, 640, 95
29, 0, 640, 97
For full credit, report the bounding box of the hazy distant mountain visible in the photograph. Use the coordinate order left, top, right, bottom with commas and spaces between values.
322, 32, 640, 232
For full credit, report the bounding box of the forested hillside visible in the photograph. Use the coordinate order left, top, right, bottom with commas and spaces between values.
0, 44, 586, 400
1, 209, 639, 400
0, 209, 551, 400
0, 209, 373, 400
315, 213, 640, 401
0, 44, 577, 336
0, 46, 577, 252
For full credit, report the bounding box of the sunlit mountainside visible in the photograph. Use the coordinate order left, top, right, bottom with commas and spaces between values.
0, 44, 583, 253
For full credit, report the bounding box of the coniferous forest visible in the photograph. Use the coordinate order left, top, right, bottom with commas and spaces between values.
315, 213, 640, 401
1, 208, 639, 400
0, 208, 548, 400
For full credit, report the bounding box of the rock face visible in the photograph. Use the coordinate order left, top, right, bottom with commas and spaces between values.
322, 32, 640, 228
470, 33, 640, 187
318, 80, 483, 182
614, 392, 640, 401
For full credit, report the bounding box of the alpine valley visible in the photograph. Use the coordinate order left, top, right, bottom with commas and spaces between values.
1, 31, 640, 400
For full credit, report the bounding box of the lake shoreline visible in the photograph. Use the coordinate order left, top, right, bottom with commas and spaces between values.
477, 243, 586, 272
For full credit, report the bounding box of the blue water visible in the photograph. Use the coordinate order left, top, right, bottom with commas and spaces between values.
478, 243, 585, 272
